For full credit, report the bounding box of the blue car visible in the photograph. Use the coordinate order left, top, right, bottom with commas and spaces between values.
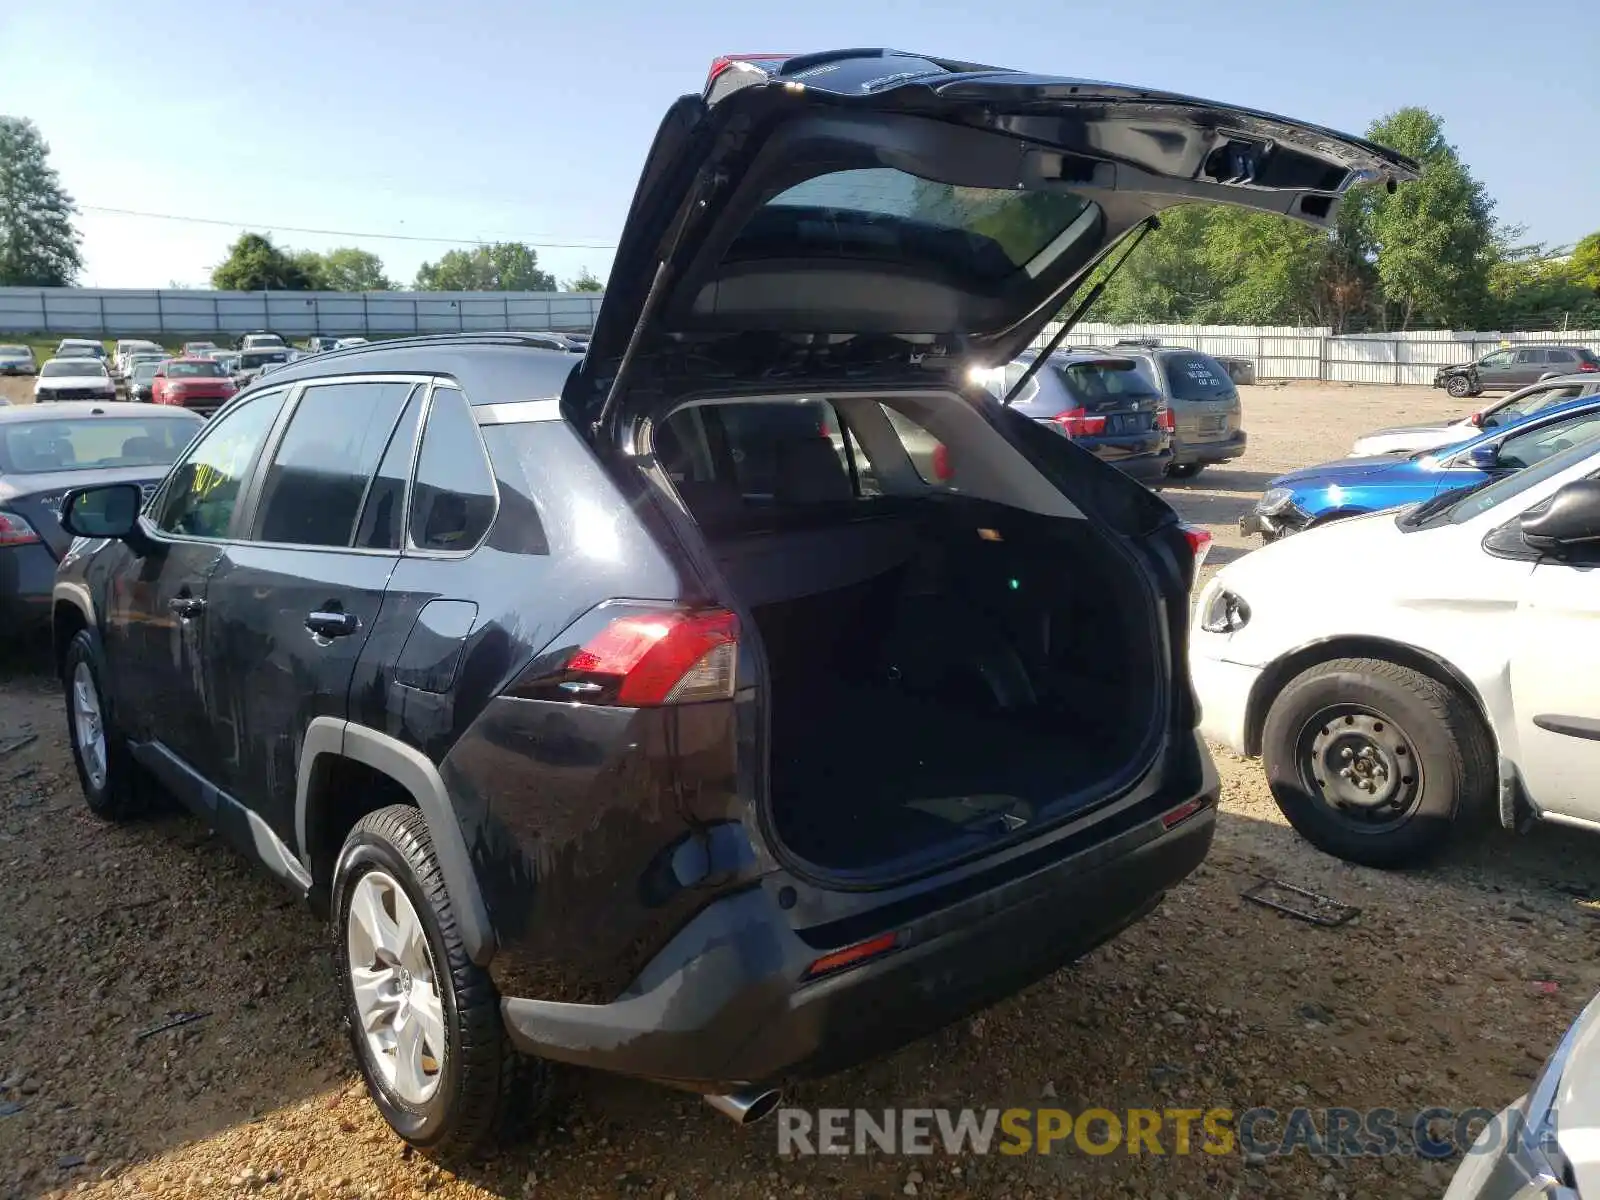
1243, 394, 1600, 539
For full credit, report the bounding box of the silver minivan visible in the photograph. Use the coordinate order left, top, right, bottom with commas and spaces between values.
1112, 344, 1247, 479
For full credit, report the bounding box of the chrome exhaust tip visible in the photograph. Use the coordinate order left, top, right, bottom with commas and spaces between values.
704, 1087, 782, 1125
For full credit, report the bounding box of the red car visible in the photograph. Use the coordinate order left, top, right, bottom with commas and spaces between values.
150, 357, 236, 416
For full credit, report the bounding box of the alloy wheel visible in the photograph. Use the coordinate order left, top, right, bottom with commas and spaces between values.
71, 661, 108, 791
346, 870, 447, 1105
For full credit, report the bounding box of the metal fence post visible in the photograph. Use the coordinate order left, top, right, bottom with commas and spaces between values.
156, 291, 165, 335
362, 292, 369, 336
39, 288, 49, 334
503, 295, 510, 328
213, 294, 221, 336
412, 298, 419, 334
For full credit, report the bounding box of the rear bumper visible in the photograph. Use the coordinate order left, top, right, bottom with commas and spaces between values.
0, 543, 59, 634
1105, 449, 1174, 486
501, 767, 1217, 1090
1172, 430, 1247, 466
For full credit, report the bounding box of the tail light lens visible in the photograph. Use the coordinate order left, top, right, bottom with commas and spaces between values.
0, 511, 41, 547
1580, 362, 1597, 372
1051, 407, 1107, 438
706, 54, 790, 87
1180, 523, 1213, 571
1157, 405, 1176, 432
514, 606, 739, 707
932, 443, 953, 481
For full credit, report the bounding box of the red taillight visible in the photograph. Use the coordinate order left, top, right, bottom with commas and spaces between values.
804, 932, 898, 980
1580, 362, 1597, 372
1051, 407, 1107, 438
1180, 523, 1212, 570
565, 609, 738, 706
0, 511, 41, 547
1157, 405, 1176, 433
932, 443, 953, 481
706, 53, 791, 87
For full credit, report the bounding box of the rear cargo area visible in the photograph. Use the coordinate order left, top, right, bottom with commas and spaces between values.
658, 395, 1166, 879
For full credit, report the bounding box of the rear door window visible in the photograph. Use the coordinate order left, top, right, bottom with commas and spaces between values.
409, 386, 498, 551
252, 380, 416, 547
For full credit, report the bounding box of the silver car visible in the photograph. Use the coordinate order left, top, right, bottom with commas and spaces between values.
1109, 344, 1247, 479
1350, 373, 1600, 458
1445, 986, 1599, 1197
0, 343, 36, 375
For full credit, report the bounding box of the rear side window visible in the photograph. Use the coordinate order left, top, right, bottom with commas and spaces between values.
1161, 354, 1236, 401
354, 388, 424, 551
409, 386, 497, 551
253, 381, 416, 547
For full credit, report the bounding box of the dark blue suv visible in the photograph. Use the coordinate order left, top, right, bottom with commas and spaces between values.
974, 351, 1174, 486
46, 48, 1413, 1156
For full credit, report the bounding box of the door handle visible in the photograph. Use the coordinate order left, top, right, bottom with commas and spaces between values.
168, 596, 206, 618
305, 610, 359, 639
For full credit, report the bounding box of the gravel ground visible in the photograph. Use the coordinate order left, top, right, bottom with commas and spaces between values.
3, 382, 1599, 1200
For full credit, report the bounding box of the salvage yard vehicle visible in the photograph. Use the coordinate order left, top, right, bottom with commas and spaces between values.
1107, 344, 1247, 479
1434, 344, 1599, 398
1242, 395, 1600, 540
33, 357, 117, 403
49, 47, 1414, 1155
1193, 431, 1600, 868
0, 402, 201, 632
1349, 373, 1600, 458
1445, 985, 1600, 1198
54, 338, 108, 365
0, 344, 38, 375
150, 357, 238, 416
970, 350, 1174, 486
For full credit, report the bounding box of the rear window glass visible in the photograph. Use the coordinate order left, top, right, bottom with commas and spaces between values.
241, 351, 288, 367
1160, 354, 1235, 401
0, 416, 199, 474
165, 361, 225, 378
1054, 360, 1162, 403
727, 167, 1100, 283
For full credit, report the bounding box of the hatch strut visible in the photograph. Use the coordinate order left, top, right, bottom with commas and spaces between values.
1002, 215, 1161, 407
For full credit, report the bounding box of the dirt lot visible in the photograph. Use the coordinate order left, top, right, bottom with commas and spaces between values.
3, 382, 1599, 1200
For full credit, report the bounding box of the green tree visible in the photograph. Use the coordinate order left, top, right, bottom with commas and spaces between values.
296, 246, 394, 291
1570, 232, 1600, 293
211, 233, 318, 290
565, 267, 604, 292
0, 116, 82, 286
1360, 108, 1498, 329
1092, 206, 1223, 323
414, 242, 556, 291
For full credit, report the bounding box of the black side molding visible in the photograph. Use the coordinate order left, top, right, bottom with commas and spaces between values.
1532, 714, 1600, 742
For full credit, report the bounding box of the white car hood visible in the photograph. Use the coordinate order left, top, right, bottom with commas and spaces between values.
1215, 508, 1413, 593
37, 373, 110, 388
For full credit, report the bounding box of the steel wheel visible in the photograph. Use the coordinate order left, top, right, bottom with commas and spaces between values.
71, 661, 108, 792
1295, 706, 1423, 832
346, 869, 447, 1106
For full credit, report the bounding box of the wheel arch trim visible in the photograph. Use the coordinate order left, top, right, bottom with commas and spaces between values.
1243, 635, 1500, 760
296, 716, 496, 966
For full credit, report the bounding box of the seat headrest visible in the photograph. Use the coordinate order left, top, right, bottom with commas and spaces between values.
775, 438, 853, 504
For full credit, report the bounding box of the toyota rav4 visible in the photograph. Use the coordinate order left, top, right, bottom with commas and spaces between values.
50, 48, 1414, 1155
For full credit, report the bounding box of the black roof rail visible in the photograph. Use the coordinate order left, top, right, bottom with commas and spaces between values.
300, 331, 582, 364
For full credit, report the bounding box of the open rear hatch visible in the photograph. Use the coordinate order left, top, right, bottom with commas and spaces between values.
567, 49, 1415, 886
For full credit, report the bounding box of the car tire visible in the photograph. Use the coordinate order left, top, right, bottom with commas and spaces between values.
1166, 462, 1204, 480
63, 627, 144, 821
1262, 657, 1495, 868
332, 805, 555, 1157
1445, 376, 1473, 398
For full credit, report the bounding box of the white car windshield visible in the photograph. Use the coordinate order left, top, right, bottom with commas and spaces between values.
40, 360, 108, 377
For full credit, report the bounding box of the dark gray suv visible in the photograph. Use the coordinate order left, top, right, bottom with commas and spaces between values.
1435, 345, 1600, 397
47, 48, 1414, 1156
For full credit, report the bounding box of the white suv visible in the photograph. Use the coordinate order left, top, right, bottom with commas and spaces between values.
1190, 431, 1600, 866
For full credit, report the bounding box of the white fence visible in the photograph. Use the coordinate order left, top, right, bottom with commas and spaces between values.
0, 287, 604, 337
1033, 321, 1600, 386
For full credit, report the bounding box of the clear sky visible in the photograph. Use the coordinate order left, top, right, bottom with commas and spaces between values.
1, 0, 1594, 290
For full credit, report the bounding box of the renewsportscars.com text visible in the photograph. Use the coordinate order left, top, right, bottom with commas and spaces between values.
776, 1106, 1505, 1159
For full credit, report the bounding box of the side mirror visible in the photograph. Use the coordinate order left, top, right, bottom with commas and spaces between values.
60, 483, 143, 540
1521, 479, 1600, 552
1467, 443, 1501, 471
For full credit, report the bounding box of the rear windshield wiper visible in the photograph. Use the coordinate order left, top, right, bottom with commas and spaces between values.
1003, 216, 1160, 407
